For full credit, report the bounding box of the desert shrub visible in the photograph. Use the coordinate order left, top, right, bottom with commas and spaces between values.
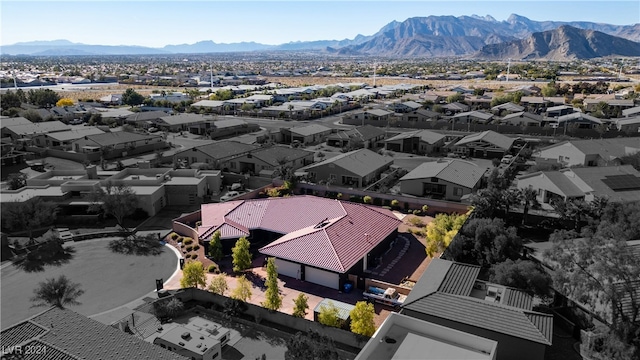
193, 245, 200, 251
177, 236, 184, 243
186, 245, 193, 252
337, 193, 343, 199
413, 209, 421, 215
191, 254, 198, 260
183, 238, 193, 245
170, 233, 179, 240
208, 264, 218, 273
408, 217, 425, 227
363, 195, 373, 204
391, 199, 400, 208
185, 254, 192, 259
195, 221, 202, 227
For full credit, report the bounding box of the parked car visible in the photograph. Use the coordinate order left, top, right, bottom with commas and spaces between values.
501, 154, 514, 164
363, 286, 407, 310
219, 191, 241, 202
148, 127, 159, 133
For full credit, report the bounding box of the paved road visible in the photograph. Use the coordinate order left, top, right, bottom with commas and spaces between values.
0, 239, 178, 329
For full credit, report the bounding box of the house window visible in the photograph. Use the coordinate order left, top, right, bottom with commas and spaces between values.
538, 189, 542, 196
191, 157, 197, 163
431, 177, 439, 183
230, 162, 236, 169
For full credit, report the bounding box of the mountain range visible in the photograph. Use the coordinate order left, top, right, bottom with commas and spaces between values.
2, 14, 639, 60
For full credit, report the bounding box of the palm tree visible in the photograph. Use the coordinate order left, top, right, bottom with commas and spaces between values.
30, 275, 85, 308
520, 187, 539, 225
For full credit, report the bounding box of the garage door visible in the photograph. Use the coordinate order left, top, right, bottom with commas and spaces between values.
275, 259, 300, 279
306, 266, 339, 289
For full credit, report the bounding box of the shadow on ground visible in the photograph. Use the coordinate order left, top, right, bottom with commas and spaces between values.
13, 241, 76, 273
108, 233, 164, 256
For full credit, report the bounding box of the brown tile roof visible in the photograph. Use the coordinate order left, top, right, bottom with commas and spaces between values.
0, 307, 187, 360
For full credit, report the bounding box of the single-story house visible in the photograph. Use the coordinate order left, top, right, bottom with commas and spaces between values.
71, 131, 167, 160
299, 148, 393, 188
516, 165, 640, 204
191, 100, 225, 112
2, 120, 70, 140
384, 129, 446, 155
173, 196, 401, 290
622, 106, 640, 118
401, 108, 441, 123
173, 141, 259, 170
228, 146, 314, 176
98, 94, 123, 105
400, 258, 553, 360
399, 159, 487, 201
125, 110, 170, 129
441, 102, 470, 115
38, 127, 105, 150
555, 112, 602, 129
326, 125, 386, 149
534, 138, 640, 167
545, 105, 575, 118
156, 113, 214, 132
281, 124, 332, 145
347, 109, 393, 123
392, 101, 423, 113
453, 130, 515, 158
583, 98, 635, 112
614, 117, 640, 133
501, 112, 544, 127
451, 110, 494, 124
492, 102, 525, 114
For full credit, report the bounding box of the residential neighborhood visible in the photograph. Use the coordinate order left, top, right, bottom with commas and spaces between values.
2, 11, 640, 360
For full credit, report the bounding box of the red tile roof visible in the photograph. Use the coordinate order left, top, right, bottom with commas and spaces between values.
195, 196, 401, 273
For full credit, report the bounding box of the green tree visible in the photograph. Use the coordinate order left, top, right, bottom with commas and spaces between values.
22, 109, 43, 122
446, 93, 465, 103
292, 293, 309, 318
180, 261, 207, 288
520, 187, 539, 225
208, 230, 223, 261
210, 89, 233, 101
541, 84, 557, 97
28, 88, 60, 108
87, 182, 138, 231
0, 90, 22, 109
208, 273, 228, 295
2, 199, 58, 240
318, 301, 343, 328
7, 172, 27, 190
122, 88, 145, 106
153, 297, 184, 320
489, 259, 552, 299
285, 330, 339, 360
30, 275, 84, 308
262, 257, 282, 311
425, 212, 468, 257
544, 230, 640, 358
349, 301, 376, 336
231, 275, 252, 302
231, 236, 252, 272
445, 218, 522, 269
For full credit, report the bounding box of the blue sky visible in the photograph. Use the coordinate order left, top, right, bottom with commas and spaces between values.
1, 1, 638, 47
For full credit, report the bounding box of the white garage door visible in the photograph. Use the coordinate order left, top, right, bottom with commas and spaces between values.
275, 259, 301, 279
306, 266, 339, 289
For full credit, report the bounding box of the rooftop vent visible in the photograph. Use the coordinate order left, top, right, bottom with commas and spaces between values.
180, 332, 191, 340
314, 217, 330, 229
178, 342, 185, 346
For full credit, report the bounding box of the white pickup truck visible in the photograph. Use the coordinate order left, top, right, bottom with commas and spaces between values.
363, 286, 407, 309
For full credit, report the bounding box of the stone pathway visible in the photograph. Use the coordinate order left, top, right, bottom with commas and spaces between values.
369, 235, 410, 277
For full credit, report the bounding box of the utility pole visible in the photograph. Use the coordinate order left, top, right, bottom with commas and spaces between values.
506, 58, 511, 83
373, 62, 377, 88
